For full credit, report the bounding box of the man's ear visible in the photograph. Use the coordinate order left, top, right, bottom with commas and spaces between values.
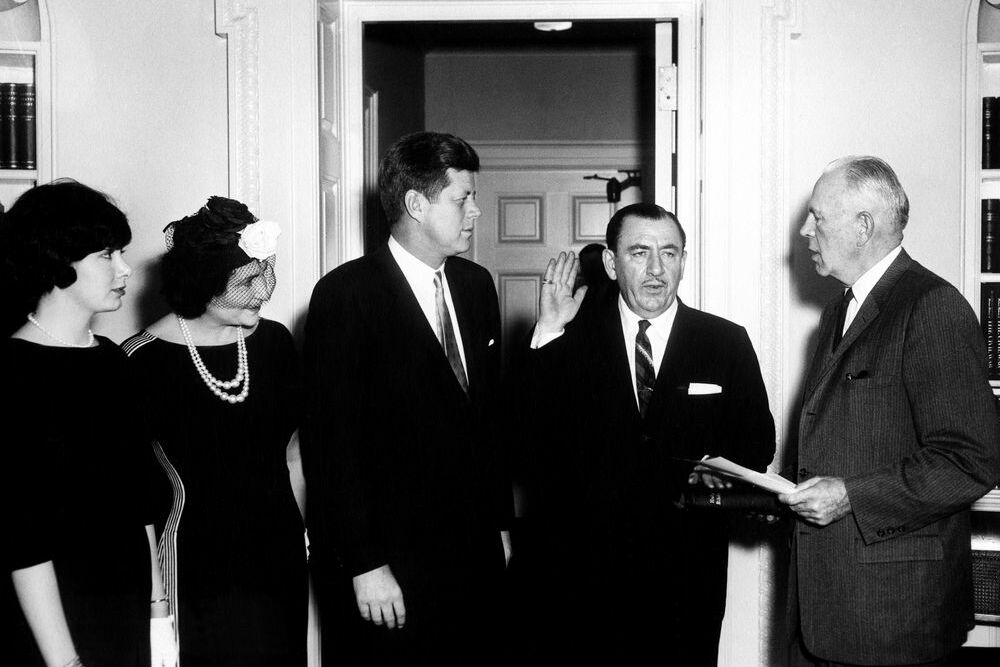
855, 211, 875, 246
404, 189, 426, 222
602, 248, 617, 281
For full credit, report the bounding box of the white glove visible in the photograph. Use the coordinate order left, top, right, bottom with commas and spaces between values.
150, 615, 178, 667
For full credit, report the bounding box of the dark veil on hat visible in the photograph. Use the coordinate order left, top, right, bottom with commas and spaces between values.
164, 196, 280, 310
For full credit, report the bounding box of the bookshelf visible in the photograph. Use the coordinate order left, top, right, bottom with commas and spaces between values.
961, 34, 1000, 648
0, 0, 48, 209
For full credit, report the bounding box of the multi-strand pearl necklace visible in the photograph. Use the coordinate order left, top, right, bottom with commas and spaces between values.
176, 315, 250, 404
26, 313, 95, 348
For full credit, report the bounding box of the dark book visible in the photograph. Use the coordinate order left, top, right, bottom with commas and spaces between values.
0, 83, 17, 169
984, 200, 1000, 273
984, 285, 998, 380
680, 487, 789, 515
15, 83, 35, 170
986, 97, 1000, 169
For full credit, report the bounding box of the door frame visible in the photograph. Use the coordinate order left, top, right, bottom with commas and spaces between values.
333, 0, 703, 304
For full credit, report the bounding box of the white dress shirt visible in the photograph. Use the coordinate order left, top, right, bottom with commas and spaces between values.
531, 292, 678, 409
388, 235, 468, 375
618, 295, 678, 407
842, 245, 903, 335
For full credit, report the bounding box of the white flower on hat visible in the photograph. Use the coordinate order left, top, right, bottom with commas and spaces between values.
238, 219, 281, 260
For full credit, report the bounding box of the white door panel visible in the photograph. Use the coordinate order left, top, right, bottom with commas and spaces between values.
471, 168, 641, 352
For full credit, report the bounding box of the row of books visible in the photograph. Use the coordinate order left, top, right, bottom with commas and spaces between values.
983, 200, 1000, 272
985, 97, 1000, 169
0, 82, 34, 170
984, 284, 1000, 381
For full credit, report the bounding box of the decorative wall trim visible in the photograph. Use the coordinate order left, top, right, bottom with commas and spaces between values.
474, 140, 645, 171
572, 195, 613, 243
319, 1, 348, 274
498, 272, 542, 325
215, 0, 261, 213
758, 0, 801, 663
497, 195, 544, 243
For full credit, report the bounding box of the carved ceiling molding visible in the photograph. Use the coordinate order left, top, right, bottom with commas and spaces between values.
215, 0, 261, 213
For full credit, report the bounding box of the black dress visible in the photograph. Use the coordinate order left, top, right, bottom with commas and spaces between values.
2, 337, 153, 667
122, 319, 306, 667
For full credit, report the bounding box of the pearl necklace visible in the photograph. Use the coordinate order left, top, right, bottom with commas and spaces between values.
26, 313, 94, 348
176, 315, 250, 404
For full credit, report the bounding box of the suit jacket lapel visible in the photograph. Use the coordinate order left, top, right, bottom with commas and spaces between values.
596, 289, 642, 423
375, 245, 465, 395
655, 299, 688, 390
804, 250, 913, 399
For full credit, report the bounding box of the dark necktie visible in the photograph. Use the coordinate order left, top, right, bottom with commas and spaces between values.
434, 271, 469, 394
636, 319, 655, 418
832, 287, 854, 351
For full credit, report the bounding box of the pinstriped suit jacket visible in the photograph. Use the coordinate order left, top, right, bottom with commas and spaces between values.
794, 250, 1000, 664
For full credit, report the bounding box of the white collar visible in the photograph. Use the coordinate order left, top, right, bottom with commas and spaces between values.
617, 294, 678, 333
388, 235, 445, 281
849, 245, 902, 306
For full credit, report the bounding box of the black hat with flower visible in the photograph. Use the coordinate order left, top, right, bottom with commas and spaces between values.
160, 197, 280, 318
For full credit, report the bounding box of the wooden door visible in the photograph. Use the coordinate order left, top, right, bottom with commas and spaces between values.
471, 155, 642, 359
469, 22, 674, 361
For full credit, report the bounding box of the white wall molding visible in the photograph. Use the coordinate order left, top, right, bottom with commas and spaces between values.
757, 0, 801, 664
215, 0, 261, 213
474, 140, 645, 171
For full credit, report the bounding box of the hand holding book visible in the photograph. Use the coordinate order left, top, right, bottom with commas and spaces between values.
680, 455, 796, 494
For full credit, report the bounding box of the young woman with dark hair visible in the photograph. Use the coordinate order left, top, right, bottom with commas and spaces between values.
121, 197, 306, 666
0, 179, 174, 667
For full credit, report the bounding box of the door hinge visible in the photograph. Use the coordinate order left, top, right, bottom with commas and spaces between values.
658, 64, 678, 112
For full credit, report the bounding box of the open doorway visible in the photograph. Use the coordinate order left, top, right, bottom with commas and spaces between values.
361, 20, 674, 356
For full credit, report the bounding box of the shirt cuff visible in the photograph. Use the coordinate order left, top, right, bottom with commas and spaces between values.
530, 327, 564, 349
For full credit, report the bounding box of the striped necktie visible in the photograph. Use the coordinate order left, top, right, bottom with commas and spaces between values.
832, 287, 854, 351
636, 319, 655, 418
434, 270, 469, 394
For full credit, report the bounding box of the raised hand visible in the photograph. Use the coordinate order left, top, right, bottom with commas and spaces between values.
537, 251, 589, 334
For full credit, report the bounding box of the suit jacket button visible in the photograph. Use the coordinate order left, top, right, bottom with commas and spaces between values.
798, 467, 809, 478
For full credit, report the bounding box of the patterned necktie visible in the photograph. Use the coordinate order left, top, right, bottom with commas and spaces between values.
636, 319, 655, 418
832, 287, 854, 351
434, 271, 469, 394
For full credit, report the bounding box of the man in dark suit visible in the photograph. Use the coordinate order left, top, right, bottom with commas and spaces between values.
779, 156, 1000, 666
302, 132, 511, 663
520, 203, 775, 664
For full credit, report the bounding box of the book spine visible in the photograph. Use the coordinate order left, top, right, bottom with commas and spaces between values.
984, 200, 1000, 273
993, 287, 1000, 381
986, 285, 999, 381
986, 97, 997, 169
15, 83, 34, 170
0, 83, 17, 169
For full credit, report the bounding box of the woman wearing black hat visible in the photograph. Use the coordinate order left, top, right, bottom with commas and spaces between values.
122, 197, 306, 666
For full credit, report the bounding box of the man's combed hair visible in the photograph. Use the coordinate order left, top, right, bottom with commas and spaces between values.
378, 131, 480, 224
0, 179, 130, 335
827, 155, 910, 230
605, 202, 685, 253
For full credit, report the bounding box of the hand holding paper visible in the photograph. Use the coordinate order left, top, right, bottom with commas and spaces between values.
686, 456, 796, 494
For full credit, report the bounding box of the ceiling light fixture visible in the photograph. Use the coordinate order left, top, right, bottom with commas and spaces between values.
533, 21, 572, 32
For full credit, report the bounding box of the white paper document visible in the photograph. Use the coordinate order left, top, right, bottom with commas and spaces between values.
686, 456, 797, 494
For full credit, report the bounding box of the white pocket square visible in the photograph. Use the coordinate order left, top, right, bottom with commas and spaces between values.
688, 382, 722, 395
487, 338, 495, 347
